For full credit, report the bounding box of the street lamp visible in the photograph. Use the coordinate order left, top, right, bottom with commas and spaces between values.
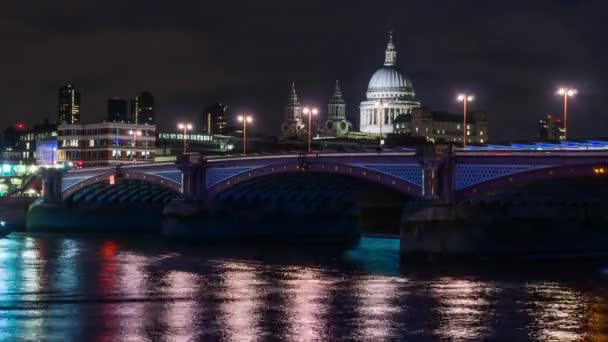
237, 114, 253, 156
177, 122, 193, 154
302, 106, 318, 153
556, 87, 577, 143
128, 130, 142, 161
375, 100, 389, 150
457, 94, 474, 148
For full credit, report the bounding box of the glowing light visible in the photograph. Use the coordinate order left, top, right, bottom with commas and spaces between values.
177, 123, 193, 130
557, 87, 577, 97
303, 107, 319, 115
457, 94, 474, 102
238, 115, 253, 123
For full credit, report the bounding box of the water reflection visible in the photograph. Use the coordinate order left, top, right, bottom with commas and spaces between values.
355, 276, 403, 340
219, 262, 264, 342
431, 278, 495, 340
526, 282, 588, 341
283, 267, 331, 341
0, 235, 606, 341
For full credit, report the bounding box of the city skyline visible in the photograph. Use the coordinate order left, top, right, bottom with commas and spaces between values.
0, 1, 604, 141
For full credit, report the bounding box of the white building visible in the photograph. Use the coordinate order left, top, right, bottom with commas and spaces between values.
359, 32, 420, 135
57, 122, 156, 167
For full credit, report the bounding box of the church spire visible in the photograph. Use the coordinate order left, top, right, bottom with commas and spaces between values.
287, 82, 300, 107
384, 31, 397, 67
329, 80, 345, 104
328, 80, 346, 119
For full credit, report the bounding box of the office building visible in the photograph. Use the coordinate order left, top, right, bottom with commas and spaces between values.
130, 92, 154, 125
108, 98, 129, 123
58, 83, 81, 124
203, 102, 229, 135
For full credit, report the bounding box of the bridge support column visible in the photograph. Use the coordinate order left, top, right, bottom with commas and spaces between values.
177, 153, 207, 201
41, 168, 64, 204
418, 144, 454, 203
162, 153, 210, 238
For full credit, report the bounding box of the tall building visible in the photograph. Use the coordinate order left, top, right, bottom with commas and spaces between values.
130, 91, 154, 125
538, 114, 565, 141
107, 98, 128, 123
280, 83, 305, 138
324, 80, 351, 137
203, 102, 229, 135
359, 32, 420, 135
58, 83, 81, 124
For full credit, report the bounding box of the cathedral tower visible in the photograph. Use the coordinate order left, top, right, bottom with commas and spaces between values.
324, 80, 351, 137
280, 83, 305, 138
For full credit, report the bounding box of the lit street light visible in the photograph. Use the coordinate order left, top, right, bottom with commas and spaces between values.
302, 107, 318, 153
237, 114, 253, 156
457, 94, 474, 148
128, 130, 142, 161
177, 122, 193, 154
557, 87, 577, 143
375, 100, 389, 150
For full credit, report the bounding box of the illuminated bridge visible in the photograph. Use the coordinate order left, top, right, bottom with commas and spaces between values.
47, 142, 608, 206
27, 142, 608, 255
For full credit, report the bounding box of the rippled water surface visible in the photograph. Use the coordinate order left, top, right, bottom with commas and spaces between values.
1, 234, 608, 341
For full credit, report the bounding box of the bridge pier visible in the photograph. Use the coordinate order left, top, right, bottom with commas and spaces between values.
41, 168, 64, 204
161, 153, 211, 237
26, 168, 66, 231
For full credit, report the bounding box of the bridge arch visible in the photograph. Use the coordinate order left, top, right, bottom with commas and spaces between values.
206, 161, 423, 200
62, 170, 181, 200
455, 162, 608, 202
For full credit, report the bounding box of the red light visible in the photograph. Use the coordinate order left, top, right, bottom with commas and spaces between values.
76, 161, 84, 167
15, 122, 25, 130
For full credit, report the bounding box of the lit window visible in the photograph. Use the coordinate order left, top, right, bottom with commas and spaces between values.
480, 131, 484, 136
457, 124, 461, 129
89, 139, 95, 147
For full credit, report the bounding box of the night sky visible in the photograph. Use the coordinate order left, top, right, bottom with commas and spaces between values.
1, 0, 605, 141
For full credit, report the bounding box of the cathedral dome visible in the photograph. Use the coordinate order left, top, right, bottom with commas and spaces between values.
368, 67, 412, 92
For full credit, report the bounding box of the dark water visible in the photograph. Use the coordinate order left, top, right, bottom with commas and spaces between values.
1, 234, 608, 341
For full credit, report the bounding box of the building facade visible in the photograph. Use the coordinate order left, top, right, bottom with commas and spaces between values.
58, 83, 81, 124
538, 114, 565, 141
108, 98, 129, 123
359, 32, 420, 135
203, 102, 229, 135
323, 80, 351, 137
130, 92, 155, 125
1, 121, 57, 163
280, 83, 306, 138
56, 122, 155, 166
393, 107, 488, 144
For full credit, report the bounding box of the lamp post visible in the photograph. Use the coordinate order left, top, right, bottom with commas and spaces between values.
302, 107, 318, 153
237, 114, 253, 156
128, 130, 142, 161
375, 100, 389, 150
457, 94, 474, 148
557, 87, 577, 144
177, 123, 193, 154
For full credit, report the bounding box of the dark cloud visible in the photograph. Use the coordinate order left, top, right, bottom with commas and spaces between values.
0, 0, 606, 140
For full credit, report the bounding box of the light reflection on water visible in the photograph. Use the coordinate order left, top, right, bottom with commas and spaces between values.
0, 234, 607, 341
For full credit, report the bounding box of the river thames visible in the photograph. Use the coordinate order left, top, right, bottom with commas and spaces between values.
0, 234, 607, 341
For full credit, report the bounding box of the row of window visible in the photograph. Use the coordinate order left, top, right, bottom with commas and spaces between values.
59, 139, 154, 148
59, 150, 154, 161
58, 128, 154, 136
